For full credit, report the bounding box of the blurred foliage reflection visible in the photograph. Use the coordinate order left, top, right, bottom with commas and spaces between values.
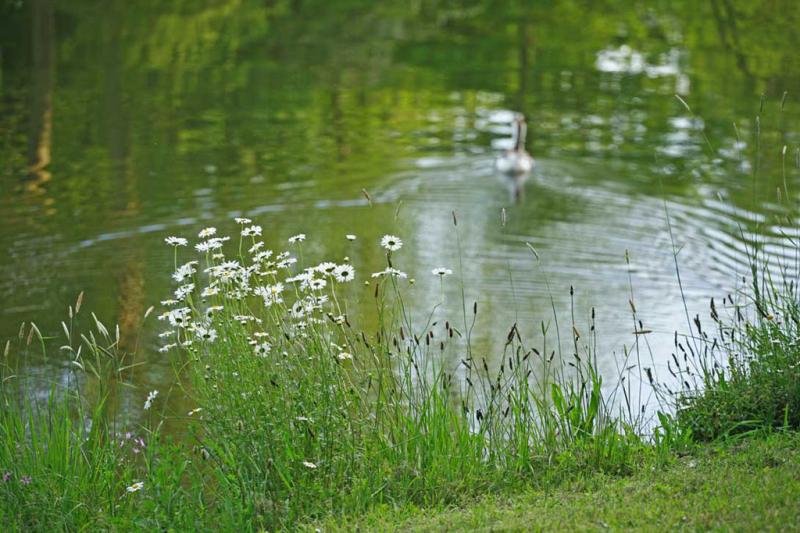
1, 0, 800, 403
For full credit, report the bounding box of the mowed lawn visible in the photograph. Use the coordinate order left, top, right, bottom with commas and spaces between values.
310, 433, 800, 531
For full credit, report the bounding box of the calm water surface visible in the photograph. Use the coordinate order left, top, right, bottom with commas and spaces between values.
2, 1, 800, 415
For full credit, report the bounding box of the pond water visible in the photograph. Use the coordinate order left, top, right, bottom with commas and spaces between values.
2, 1, 800, 414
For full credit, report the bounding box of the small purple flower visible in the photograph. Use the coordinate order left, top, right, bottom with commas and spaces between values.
125, 432, 133, 440
136, 438, 145, 448
2, 472, 10, 482
20, 476, 31, 485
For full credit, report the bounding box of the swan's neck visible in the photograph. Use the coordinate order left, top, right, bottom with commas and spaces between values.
513, 121, 527, 151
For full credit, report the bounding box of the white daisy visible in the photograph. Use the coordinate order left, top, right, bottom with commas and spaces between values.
205, 305, 224, 318
346, 234, 356, 241
143, 390, 158, 410
198, 227, 217, 239
233, 315, 261, 324
432, 267, 453, 277
308, 278, 327, 291
315, 262, 337, 276
195, 326, 218, 343
254, 342, 271, 358
310, 294, 328, 306
201, 286, 219, 298
380, 235, 403, 251
288, 234, 306, 244
126, 481, 144, 493
172, 261, 198, 283
277, 257, 297, 269
234, 217, 252, 225
167, 307, 191, 327
195, 240, 215, 253
165, 236, 188, 247
290, 301, 305, 319
286, 272, 311, 284
337, 352, 353, 361
333, 264, 355, 283
219, 260, 241, 271
302, 461, 317, 469
241, 225, 262, 237
174, 283, 195, 300
301, 297, 320, 313
254, 284, 284, 306
253, 249, 273, 262
371, 267, 408, 279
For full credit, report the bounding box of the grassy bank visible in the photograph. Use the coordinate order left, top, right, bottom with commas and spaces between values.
312, 432, 800, 531
1, 217, 799, 530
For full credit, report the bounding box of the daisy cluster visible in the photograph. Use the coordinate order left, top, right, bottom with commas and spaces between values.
158, 219, 361, 357
158, 220, 452, 359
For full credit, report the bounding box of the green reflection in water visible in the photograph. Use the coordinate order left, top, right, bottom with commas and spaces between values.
1, 0, 800, 417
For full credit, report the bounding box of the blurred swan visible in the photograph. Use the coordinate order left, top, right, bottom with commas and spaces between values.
505, 172, 528, 203
496, 113, 534, 176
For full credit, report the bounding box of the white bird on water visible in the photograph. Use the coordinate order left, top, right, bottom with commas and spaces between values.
495, 113, 534, 176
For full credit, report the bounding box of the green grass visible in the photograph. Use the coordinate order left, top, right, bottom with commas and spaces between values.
312, 431, 800, 531
671, 288, 800, 441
